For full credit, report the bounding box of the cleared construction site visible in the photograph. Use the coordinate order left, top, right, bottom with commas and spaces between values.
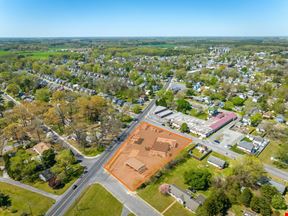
104, 122, 192, 191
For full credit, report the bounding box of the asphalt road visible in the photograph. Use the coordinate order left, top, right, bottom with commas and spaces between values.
145, 117, 288, 182
94, 168, 160, 216
0, 177, 59, 200
45, 78, 172, 216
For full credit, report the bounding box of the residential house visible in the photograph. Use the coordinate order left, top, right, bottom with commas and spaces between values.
275, 115, 285, 123
33, 142, 51, 156
168, 184, 205, 213
39, 169, 55, 182
207, 155, 226, 169
258, 177, 286, 195
237, 141, 254, 153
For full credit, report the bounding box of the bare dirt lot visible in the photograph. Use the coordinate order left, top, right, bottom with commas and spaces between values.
104, 122, 192, 191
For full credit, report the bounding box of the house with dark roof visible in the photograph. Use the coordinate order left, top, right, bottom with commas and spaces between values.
39, 169, 55, 182
168, 184, 204, 213
207, 155, 226, 169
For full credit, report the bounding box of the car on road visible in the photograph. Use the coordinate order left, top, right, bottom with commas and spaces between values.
72, 185, 78, 190
214, 140, 220, 144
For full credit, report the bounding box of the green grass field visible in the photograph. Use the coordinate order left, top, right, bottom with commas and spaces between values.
0, 182, 54, 216
65, 184, 123, 216
19, 51, 67, 59
0, 50, 13, 57
137, 151, 233, 215
164, 202, 195, 216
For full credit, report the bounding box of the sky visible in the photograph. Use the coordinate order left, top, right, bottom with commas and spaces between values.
0, 0, 287, 37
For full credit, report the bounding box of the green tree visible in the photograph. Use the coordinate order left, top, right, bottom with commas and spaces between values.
250, 113, 262, 127
176, 99, 191, 113
223, 101, 234, 111
6, 83, 20, 96
239, 188, 252, 207
250, 196, 271, 216
184, 169, 211, 190
180, 123, 189, 133
260, 185, 278, 202
232, 156, 265, 188
231, 96, 245, 106
0, 193, 11, 208
132, 104, 142, 114
271, 194, 287, 210
250, 196, 261, 213
51, 149, 81, 183
41, 149, 56, 169
156, 98, 167, 107
175, 69, 187, 81
35, 88, 51, 102
197, 189, 231, 216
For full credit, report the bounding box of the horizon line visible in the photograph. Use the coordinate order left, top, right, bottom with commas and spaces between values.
0, 36, 288, 39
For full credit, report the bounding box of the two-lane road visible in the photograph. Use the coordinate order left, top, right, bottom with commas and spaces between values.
45, 78, 172, 216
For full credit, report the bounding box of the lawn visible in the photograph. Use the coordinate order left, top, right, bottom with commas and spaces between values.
28, 176, 78, 195
0, 182, 54, 216
137, 151, 233, 215
189, 109, 208, 120
65, 183, 123, 216
69, 139, 104, 157
230, 144, 246, 155
258, 140, 288, 170
164, 201, 195, 216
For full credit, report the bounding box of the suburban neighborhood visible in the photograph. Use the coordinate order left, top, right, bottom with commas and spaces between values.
0, 1, 288, 215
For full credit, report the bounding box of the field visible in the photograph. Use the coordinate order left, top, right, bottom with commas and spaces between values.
137, 151, 233, 215
65, 183, 123, 216
0, 182, 54, 216
105, 122, 192, 191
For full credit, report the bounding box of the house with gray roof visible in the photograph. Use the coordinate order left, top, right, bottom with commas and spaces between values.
258, 176, 286, 195
237, 141, 254, 153
207, 155, 226, 169
168, 184, 204, 213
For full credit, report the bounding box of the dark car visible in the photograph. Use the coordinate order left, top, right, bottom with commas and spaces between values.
72, 185, 78, 190
214, 140, 220, 144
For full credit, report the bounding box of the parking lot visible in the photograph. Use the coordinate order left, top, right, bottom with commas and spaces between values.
213, 129, 244, 148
